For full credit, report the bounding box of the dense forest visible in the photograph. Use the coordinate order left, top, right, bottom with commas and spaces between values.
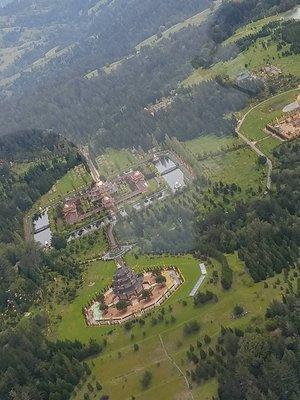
1, 0, 296, 149
0, 130, 106, 399
209, 0, 299, 43
0, 130, 82, 316
195, 140, 300, 282
189, 295, 300, 400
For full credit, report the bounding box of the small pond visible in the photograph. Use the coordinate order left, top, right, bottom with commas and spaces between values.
154, 157, 185, 193
33, 211, 52, 245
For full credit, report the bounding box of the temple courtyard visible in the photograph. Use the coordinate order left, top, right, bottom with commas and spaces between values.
84, 265, 183, 325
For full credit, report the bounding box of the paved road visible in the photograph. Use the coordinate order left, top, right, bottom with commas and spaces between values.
236, 87, 300, 191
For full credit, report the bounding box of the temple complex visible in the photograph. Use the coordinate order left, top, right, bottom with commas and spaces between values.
266, 111, 300, 141
63, 169, 148, 224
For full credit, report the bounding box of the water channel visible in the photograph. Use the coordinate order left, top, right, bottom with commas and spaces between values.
154, 156, 185, 192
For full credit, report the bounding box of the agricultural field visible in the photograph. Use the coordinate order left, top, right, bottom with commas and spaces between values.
50, 249, 291, 400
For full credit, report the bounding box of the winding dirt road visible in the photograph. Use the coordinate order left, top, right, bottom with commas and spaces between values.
236, 88, 300, 191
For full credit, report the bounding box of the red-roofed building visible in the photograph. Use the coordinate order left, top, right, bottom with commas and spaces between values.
63, 201, 78, 225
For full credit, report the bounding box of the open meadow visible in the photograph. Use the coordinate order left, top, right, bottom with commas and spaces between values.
47, 249, 292, 400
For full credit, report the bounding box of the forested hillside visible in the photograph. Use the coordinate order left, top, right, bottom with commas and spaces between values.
195, 140, 300, 282
0, 130, 104, 400
0, 0, 211, 84
190, 295, 300, 400
0, 0, 298, 151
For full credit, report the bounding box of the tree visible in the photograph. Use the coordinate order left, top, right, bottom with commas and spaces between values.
155, 274, 166, 285
204, 334, 211, 344
116, 300, 128, 311
133, 343, 139, 352
140, 371, 152, 389
51, 234, 67, 250
141, 289, 151, 300
233, 304, 245, 318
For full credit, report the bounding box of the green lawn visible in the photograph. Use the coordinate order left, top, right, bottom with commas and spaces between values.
256, 136, 281, 155
184, 134, 241, 156
198, 147, 266, 191
96, 148, 139, 178
240, 89, 300, 141
51, 250, 288, 400
32, 164, 92, 210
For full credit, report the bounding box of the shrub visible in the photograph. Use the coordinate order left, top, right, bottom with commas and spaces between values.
183, 321, 200, 336
140, 371, 152, 389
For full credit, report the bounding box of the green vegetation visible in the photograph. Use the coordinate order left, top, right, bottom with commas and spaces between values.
55, 251, 295, 400
199, 147, 265, 191
96, 148, 139, 178
184, 15, 300, 87
184, 134, 241, 157
239, 89, 300, 141
32, 163, 92, 210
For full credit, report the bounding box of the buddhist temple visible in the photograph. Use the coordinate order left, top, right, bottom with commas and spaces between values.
112, 261, 143, 300
102, 195, 115, 210
63, 201, 78, 224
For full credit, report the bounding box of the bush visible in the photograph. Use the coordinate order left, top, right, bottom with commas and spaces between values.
183, 321, 200, 336
233, 304, 244, 317
140, 371, 152, 389
116, 300, 128, 311
194, 291, 217, 306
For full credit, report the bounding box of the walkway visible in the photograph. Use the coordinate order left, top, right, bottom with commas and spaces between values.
159, 334, 195, 400
80, 146, 101, 183
189, 263, 207, 297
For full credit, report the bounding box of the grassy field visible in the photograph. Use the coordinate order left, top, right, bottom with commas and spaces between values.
50, 249, 288, 400
184, 134, 242, 156
239, 89, 300, 142
184, 13, 300, 87
96, 148, 140, 178
32, 164, 92, 210
198, 147, 265, 190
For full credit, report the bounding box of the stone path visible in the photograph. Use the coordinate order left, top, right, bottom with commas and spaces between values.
189, 263, 207, 297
